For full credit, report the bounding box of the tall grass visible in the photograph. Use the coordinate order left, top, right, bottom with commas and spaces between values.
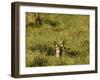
26, 13, 89, 67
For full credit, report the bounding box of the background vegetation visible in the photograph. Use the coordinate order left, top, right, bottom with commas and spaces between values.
26, 12, 89, 67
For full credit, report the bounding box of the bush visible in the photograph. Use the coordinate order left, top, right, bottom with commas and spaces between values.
26, 54, 49, 67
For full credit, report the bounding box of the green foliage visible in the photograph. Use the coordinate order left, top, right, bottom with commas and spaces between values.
26, 13, 89, 67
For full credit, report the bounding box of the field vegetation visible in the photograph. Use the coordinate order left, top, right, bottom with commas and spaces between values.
26, 12, 89, 67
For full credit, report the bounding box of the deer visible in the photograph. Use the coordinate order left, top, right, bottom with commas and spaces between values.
54, 41, 65, 58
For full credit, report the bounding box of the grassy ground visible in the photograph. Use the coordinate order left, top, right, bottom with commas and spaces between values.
26, 13, 89, 67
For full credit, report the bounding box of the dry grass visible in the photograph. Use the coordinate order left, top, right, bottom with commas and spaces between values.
26, 13, 89, 67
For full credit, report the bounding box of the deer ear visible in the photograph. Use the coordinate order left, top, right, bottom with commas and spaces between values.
54, 41, 57, 45
63, 41, 65, 44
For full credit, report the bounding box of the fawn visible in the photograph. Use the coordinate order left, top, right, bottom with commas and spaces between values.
54, 41, 64, 58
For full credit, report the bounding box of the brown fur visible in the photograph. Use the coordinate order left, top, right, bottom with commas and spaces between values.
54, 41, 64, 58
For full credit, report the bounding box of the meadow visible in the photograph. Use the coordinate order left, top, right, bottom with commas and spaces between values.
26, 12, 89, 67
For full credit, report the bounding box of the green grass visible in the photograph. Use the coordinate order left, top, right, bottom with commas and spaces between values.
26, 13, 89, 67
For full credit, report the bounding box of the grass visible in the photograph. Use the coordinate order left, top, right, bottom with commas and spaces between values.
26, 13, 89, 67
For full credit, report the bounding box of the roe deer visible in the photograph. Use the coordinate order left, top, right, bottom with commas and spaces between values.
54, 41, 64, 58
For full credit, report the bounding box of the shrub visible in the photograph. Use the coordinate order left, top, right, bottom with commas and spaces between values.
26, 54, 49, 67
